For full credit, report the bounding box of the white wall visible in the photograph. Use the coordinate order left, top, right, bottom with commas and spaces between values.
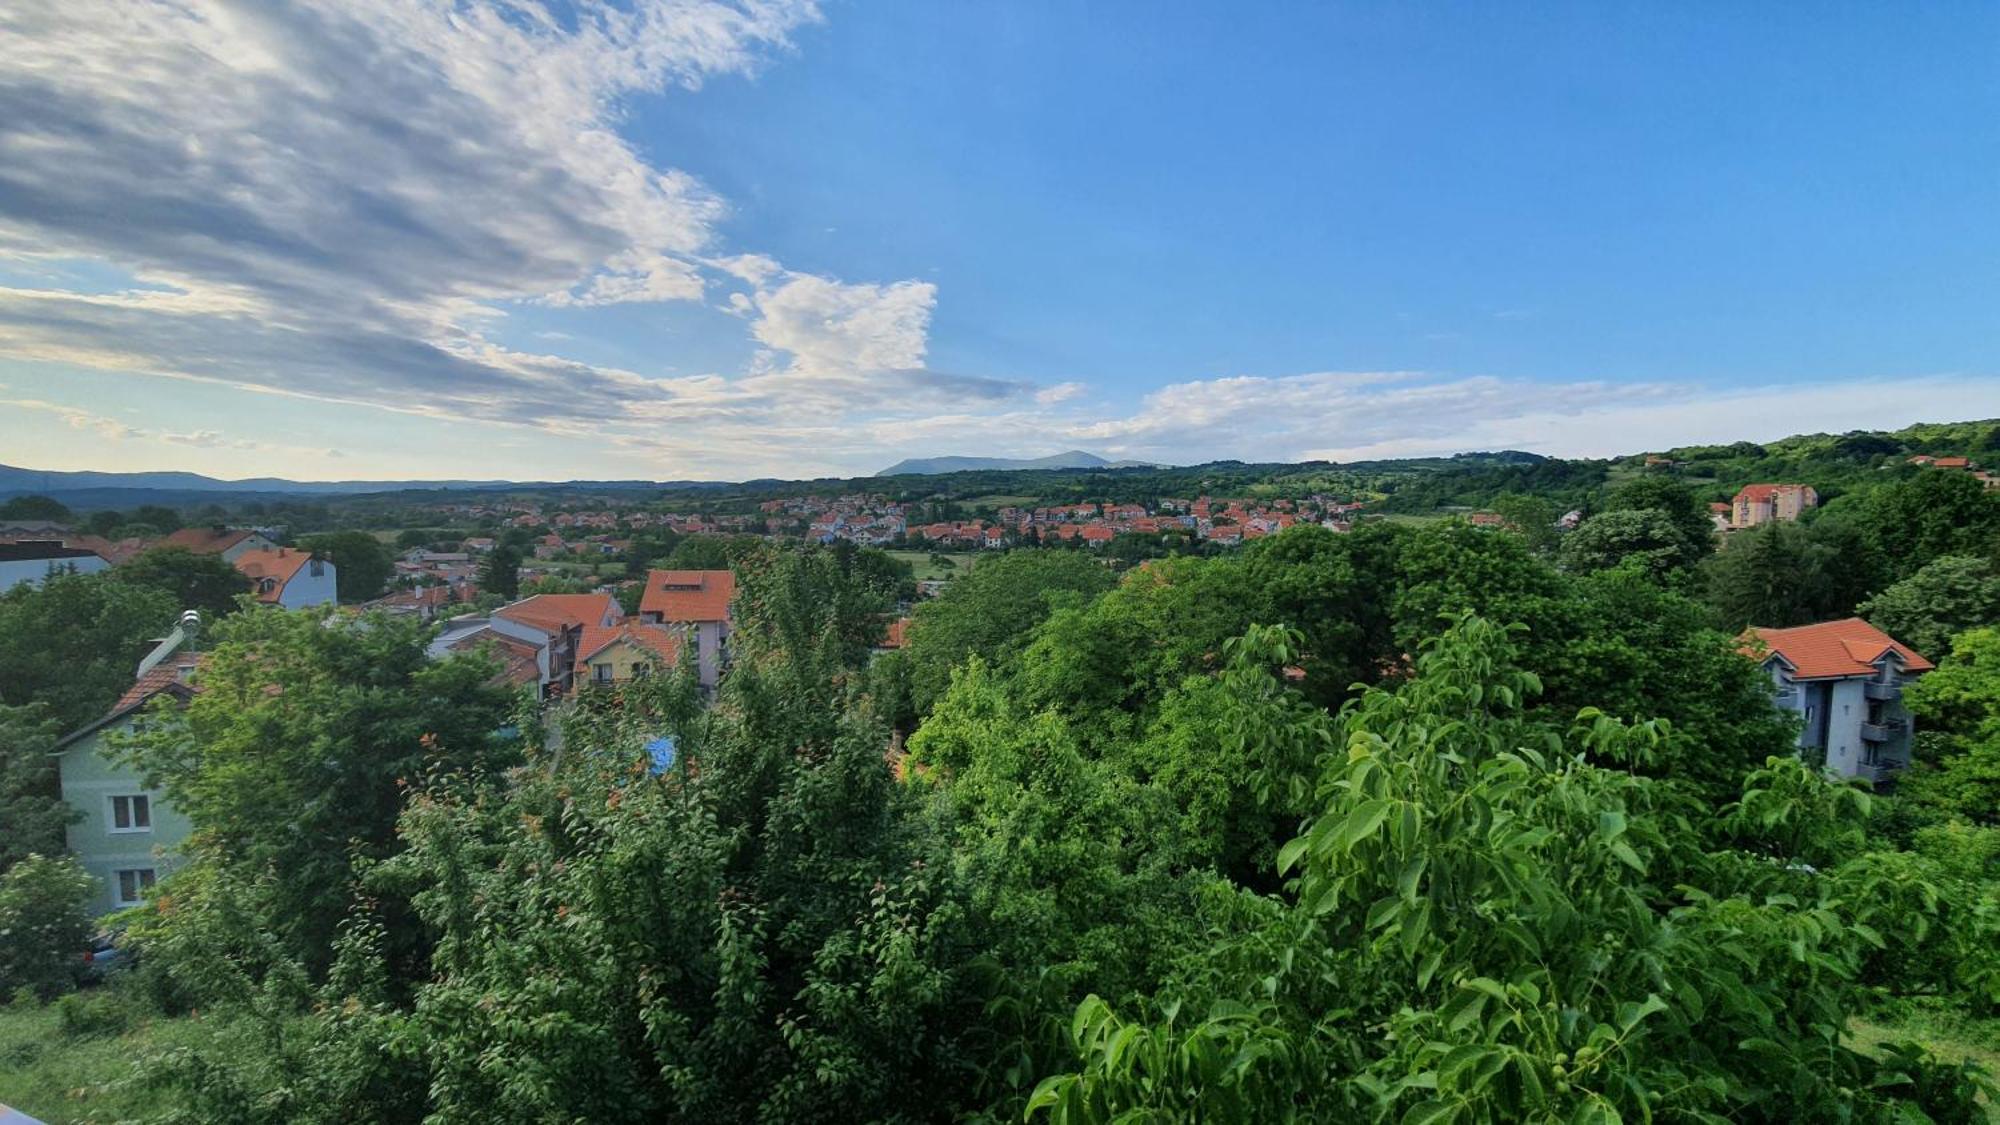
0, 554, 109, 590
278, 558, 338, 608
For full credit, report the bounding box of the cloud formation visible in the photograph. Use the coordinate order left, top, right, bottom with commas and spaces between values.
0, 0, 1055, 462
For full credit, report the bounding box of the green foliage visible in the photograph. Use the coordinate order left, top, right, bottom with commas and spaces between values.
477, 543, 521, 599
899, 550, 1117, 719
1703, 518, 1864, 630
1028, 618, 1992, 1122
0, 704, 73, 872
1860, 555, 2000, 660
0, 570, 176, 731
112, 546, 251, 618
115, 608, 518, 979
0, 855, 93, 1001
1866, 470, 2000, 581
1489, 492, 1559, 555
0, 495, 72, 521
1558, 507, 1701, 578
297, 530, 393, 603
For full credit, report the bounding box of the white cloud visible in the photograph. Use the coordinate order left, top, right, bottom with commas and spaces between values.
1035, 381, 1086, 405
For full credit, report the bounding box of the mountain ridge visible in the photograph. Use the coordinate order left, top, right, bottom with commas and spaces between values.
874, 450, 1161, 476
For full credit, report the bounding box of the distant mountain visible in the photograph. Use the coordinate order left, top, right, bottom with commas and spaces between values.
0, 463, 721, 504
875, 450, 1160, 476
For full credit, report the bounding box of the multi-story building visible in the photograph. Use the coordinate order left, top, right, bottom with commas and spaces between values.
638, 570, 736, 689
1748, 617, 1932, 783
1730, 483, 1818, 529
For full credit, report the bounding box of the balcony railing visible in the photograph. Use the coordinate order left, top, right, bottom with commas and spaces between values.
1860, 719, 1908, 743
1863, 681, 1900, 702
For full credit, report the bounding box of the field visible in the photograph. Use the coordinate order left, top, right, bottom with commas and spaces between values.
887, 549, 980, 582
0, 992, 245, 1124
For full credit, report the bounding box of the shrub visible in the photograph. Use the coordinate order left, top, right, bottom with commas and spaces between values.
0, 853, 94, 1000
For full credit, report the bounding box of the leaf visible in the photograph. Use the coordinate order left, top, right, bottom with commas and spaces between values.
1276, 835, 1309, 876
1401, 1099, 1460, 1125
1596, 810, 1626, 840
1341, 798, 1393, 849
1608, 841, 1646, 874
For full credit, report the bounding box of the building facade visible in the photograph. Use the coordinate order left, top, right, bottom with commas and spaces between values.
1749, 617, 1932, 783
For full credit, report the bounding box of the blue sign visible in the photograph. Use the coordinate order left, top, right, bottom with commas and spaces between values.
645, 736, 677, 775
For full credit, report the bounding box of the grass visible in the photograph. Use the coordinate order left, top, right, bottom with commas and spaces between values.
1848, 1003, 2000, 1120
887, 549, 980, 582
0, 990, 214, 1124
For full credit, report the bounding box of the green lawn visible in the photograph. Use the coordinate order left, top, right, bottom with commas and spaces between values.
887, 549, 980, 582
1848, 1007, 2000, 1120
0, 992, 224, 1124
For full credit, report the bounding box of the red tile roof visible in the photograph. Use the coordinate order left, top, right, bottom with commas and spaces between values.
880, 617, 910, 649
162, 527, 258, 554
114, 655, 205, 712
233, 548, 315, 602
639, 569, 735, 623
1748, 617, 1934, 680
495, 593, 619, 635
449, 631, 541, 688
575, 622, 684, 667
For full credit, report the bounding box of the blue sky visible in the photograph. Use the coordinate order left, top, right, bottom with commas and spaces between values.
0, 1, 1996, 481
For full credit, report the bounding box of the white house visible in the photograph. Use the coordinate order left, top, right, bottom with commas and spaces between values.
0, 540, 109, 589
233, 548, 337, 608
638, 570, 735, 689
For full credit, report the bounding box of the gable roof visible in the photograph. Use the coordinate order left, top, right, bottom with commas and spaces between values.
575, 622, 684, 667
1748, 617, 1934, 680
1734, 483, 1812, 504
163, 527, 258, 554
494, 593, 619, 635
447, 629, 542, 688
233, 548, 315, 602
639, 569, 735, 623
56, 655, 204, 751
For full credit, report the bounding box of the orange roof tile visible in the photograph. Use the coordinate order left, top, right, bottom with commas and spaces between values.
233, 548, 315, 602
495, 593, 619, 635
1748, 617, 1934, 680
640, 569, 735, 622
114, 654, 205, 712
162, 527, 259, 554
575, 622, 684, 667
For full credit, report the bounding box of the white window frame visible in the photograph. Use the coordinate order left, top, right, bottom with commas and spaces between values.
113, 867, 156, 907
107, 793, 153, 834
593, 662, 613, 684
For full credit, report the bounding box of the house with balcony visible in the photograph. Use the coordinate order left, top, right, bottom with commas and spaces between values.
1746, 617, 1933, 783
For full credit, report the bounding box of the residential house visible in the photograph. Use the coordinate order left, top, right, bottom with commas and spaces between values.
161, 526, 279, 562
52, 634, 202, 916
1747, 617, 1932, 783
0, 540, 109, 589
1730, 484, 1818, 529
638, 569, 735, 689
234, 548, 337, 608
491, 592, 622, 697
573, 621, 686, 686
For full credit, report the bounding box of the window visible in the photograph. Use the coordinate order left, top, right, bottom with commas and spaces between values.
632, 663, 651, 678
593, 663, 612, 684
114, 868, 156, 906
109, 794, 152, 833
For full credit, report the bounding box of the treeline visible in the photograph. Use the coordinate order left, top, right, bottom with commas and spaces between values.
5, 514, 2000, 1120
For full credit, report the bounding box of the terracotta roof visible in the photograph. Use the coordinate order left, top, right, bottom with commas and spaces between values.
233, 548, 315, 602
1748, 617, 1934, 680
114, 654, 205, 712
494, 593, 618, 635
575, 621, 684, 667
639, 569, 735, 623
162, 527, 257, 554
1734, 483, 1811, 503
880, 617, 910, 649
449, 631, 541, 688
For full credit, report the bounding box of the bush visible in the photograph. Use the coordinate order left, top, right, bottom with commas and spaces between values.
0, 853, 94, 1000
53, 989, 133, 1039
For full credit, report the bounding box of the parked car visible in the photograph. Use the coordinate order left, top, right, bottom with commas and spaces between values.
80, 932, 127, 982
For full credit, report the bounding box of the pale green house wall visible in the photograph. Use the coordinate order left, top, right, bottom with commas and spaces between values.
56, 721, 192, 916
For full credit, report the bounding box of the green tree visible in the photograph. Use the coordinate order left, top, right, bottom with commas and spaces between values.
1558, 508, 1699, 578
131, 504, 184, 533
1026, 619, 1989, 1122
0, 704, 73, 872
1859, 555, 2000, 660
1702, 519, 1841, 630
1868, 469, 2000, 579
0, 854, 94, 999
901, 550, 1116, 718
478, 543, 521, 600
0, 571, 175, 731
112, 545, 251, 617
298, 531, 394, 603
1491, 492, 1559, 555
116, 608, 518, 977
1606, 474, 1715, 556
0, 494, 72, 522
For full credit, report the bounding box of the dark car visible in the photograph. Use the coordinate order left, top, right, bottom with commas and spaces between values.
80, 932, 127, 982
